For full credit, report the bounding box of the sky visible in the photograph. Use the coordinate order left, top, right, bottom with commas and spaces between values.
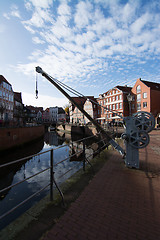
0, 0, 160, 109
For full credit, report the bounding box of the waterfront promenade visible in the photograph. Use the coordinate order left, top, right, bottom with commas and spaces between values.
41, 130, 160, 240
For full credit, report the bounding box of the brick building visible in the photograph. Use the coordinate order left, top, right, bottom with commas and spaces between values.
97, 86, 132, 125
132, 78, 160, 126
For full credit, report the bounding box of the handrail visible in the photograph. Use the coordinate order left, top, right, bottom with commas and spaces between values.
0, 133, 108, 226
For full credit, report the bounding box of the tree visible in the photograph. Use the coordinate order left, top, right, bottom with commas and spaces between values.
64, 104, 69, 114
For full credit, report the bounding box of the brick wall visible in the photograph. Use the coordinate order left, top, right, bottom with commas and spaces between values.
0, 125, 45, 151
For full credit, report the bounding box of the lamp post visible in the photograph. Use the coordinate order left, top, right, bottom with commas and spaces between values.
127, 93, 133, 116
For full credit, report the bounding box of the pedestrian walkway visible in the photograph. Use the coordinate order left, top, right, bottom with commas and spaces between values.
42, 130, 160, 240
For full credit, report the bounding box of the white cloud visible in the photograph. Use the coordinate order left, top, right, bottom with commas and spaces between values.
130, 13, 152, 34
3, 4, 21, 20
10, 5, 21, 18
74, 1, 93, 29
22, 92, 68, 108
25, 0, 53, 9
9, 0, 160, 91
3, 13, 10, 20
32, 36, 45, 44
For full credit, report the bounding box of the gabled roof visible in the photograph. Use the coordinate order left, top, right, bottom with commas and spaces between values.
26, 105, 43, 112
58, 107, 65, 114
71, 96, 94, 107
0, 75, 11, 85
141, 80, 160, 91
115, 85, 132, 93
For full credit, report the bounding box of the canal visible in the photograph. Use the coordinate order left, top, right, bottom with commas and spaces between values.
0, 130, 103, 230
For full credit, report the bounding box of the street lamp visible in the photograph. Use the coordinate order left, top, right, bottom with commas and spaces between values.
127, 93, 133, 116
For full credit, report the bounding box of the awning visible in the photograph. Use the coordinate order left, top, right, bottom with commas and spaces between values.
96, 117, 105, 120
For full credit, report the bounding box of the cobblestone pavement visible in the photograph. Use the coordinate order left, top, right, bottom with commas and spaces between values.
42, 130, 160, 240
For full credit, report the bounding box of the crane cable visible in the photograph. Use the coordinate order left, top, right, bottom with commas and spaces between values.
47, 74, 123, 119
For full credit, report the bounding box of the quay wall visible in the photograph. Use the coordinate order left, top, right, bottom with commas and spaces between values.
0, 125, 45, 151
57, 124, 98, 136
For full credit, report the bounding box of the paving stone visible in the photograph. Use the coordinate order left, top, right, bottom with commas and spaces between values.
42, 130, 160, 240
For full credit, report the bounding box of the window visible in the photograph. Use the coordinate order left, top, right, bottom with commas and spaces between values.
116, 103, 118, 109
119, 94, 122, 100
143, 92, 147, 99
143, 102, 147, 108
119, 103, 122, 109
116, 95, 119, 101
136, 85, 141, 93
113, 104, 115, 110
137, 94, 141, 102
112, 96, 115, 101
132, 104, 135, 109
137, 103, 141, 110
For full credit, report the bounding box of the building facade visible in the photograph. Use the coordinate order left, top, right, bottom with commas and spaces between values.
83, 97, 98, 124
49, 107, 66, 123
0, 75, 14, 125
132, 78, 160, 126
13, 92, 23, 125
69, 96, 98, 124
49, 107, 58, 122
97, 86, 132, 125
58, 107, 66, 122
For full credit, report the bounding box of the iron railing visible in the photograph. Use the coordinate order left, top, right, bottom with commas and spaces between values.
0, 133, 108, 224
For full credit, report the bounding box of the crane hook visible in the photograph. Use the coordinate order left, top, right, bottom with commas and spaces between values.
35, 72, 38, 99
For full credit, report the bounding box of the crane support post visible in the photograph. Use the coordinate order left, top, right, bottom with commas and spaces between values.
35, 66, 125, 157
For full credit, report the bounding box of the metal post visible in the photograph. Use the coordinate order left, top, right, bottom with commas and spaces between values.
83, 139, 85, 171
50, 149, 53, 201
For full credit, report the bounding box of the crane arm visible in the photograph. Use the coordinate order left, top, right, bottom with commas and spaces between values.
36, 66, 125, 156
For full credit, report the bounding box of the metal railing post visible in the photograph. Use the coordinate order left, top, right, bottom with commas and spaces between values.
50, 149, 54, 201
83, 139, 85, 171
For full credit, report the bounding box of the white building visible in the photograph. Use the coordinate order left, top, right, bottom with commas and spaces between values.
49, 107, 66, 123
49, 107, 58, 122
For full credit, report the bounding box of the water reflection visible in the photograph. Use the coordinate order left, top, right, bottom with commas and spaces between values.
0, 131, 105, 230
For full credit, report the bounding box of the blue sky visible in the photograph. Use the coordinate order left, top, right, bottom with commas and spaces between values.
0, 0, 160, 109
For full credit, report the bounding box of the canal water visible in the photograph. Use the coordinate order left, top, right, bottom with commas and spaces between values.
0, 131, 102, 230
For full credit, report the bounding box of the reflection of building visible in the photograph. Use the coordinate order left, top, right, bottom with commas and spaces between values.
0, 75, 14, 125
97, 86, 132, 125
132, 78, 160, 127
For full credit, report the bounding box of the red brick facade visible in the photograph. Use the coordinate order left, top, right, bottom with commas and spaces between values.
132, 78, 160, 126
69, 79, 160, 127
97, 86, 131, 125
